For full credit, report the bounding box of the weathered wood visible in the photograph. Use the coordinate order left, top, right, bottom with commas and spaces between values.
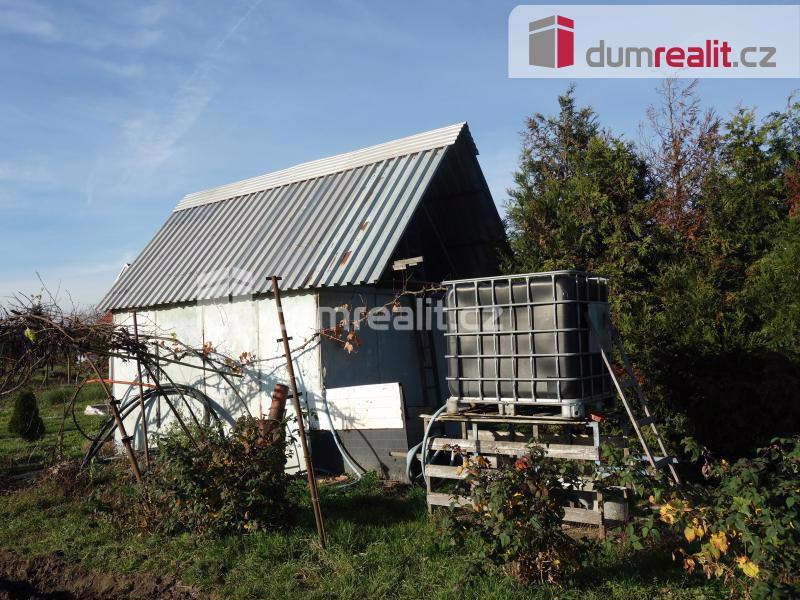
563, 506, 603, 526
424, 465, 622, 496
426, 493, 604, 525
424, 464, 471, 479
272, 275, 326, 549
427, 492, 472, 508
427, 437, 600, 461
420, 412, 590, 426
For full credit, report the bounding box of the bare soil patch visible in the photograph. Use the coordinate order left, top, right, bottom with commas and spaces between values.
0, 549, 205, 600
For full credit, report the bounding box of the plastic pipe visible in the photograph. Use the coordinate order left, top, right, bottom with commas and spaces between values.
406, 403, 448, 484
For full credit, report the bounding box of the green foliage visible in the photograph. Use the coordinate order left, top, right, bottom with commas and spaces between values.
28, 384, 105, 408
142, 417, 295, 535
505, 84, 800, 458
443, 447, 584, 586
7, 389, 45, 441
505, 86, 653, 294
630, 437, 800, 599
742, 218, 800, 360
0, 469, 729, 600
41, 387, 72, 405
0, 385, 104, 476
77, 383, 107, 404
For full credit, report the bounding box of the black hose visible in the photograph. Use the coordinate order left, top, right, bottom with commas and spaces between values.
80, 384, 222, 467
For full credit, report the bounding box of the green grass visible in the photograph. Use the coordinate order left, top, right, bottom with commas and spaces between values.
0, 384, 107, 476
0, 470, 728, 600
0, 385, 729, 598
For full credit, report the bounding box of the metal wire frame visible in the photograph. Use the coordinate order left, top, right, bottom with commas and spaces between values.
81, 384, 224, 467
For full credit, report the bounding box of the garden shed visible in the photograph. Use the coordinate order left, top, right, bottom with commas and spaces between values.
99, 122, 504, 480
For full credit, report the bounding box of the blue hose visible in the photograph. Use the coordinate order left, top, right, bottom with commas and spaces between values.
406, 403, 448, 483
318, 387, 365, 490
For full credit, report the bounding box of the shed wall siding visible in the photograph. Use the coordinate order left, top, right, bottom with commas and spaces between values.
317, 288, 448, 479
112, 292, 322, 472
110, 287, 447, 481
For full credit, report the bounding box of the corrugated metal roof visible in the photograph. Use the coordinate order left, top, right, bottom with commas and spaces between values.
100, 122, 477, 311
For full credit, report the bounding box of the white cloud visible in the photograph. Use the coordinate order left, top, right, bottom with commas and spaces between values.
137, 3, 168, 27
90, 59, 147, 80
115, 0, 264, 172
121, 76, 215, 170
0, 0, 59, 41
78, 26, 164, 51
0, 0, 166, 50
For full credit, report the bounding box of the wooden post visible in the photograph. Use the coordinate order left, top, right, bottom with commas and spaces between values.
132, 311, 151, 468
271, 275, 326, 549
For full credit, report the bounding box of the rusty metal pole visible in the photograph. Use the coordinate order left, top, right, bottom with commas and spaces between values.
132, 311, 151, 468
261, 383, 288, 443
271, 275, 326, 548
86, 356, 143, 483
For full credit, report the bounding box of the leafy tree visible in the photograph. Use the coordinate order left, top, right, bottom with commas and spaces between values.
703, 108, 789, 293
505, 86, 653, 302
505, 83, 800, 458
643, 79, 720, 245
742, 217, 800, 360
7, 389, 45, 441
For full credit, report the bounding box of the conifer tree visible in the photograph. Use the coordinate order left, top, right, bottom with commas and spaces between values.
8, 389, 45, 441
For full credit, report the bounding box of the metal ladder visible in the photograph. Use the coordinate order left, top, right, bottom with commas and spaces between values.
589, 312, 680, 485
413, 298, 443, 408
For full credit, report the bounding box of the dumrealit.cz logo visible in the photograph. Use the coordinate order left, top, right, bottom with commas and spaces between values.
509, 5, 800, 78
528, 15, 574, 68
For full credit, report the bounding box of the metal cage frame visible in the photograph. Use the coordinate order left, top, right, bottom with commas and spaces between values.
443, 270, 613, 417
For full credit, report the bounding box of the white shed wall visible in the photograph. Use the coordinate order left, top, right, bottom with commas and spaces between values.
111, 292, 321, 472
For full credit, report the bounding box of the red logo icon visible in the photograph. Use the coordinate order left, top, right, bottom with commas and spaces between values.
529, 15, 574, 68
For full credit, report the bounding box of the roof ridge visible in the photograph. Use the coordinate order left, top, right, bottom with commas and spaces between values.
173, 122, 471, 212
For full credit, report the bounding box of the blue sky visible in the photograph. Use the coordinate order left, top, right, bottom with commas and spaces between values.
0, 0, 797, 307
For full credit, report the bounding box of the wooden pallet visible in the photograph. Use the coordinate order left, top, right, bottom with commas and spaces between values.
419, 409, 629, 534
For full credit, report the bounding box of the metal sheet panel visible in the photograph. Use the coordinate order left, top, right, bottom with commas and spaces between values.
100, 123, 472, 310
174, 122, 473, 211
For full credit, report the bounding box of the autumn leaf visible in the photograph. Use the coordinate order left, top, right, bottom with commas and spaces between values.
684, 526, 697, 543
735, 556, 759, 578
659, 504, 676, 525
709, 531, 728, 554
683, 557, 696, 573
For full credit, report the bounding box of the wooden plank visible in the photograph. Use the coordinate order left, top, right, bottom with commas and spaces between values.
563, 506, 603, 526
428, 437, 599, 461
420, 413, 589, 426
323, 382, 404, 430
427, 492, 473, 508
425, 465, 612, 494
427, 493, 603, 526
424, 464, 473, 479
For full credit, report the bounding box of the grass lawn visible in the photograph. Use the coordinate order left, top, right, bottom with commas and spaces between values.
0, 472, 729, 599
0, 385, 729, 599
0, 384, 107, 476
